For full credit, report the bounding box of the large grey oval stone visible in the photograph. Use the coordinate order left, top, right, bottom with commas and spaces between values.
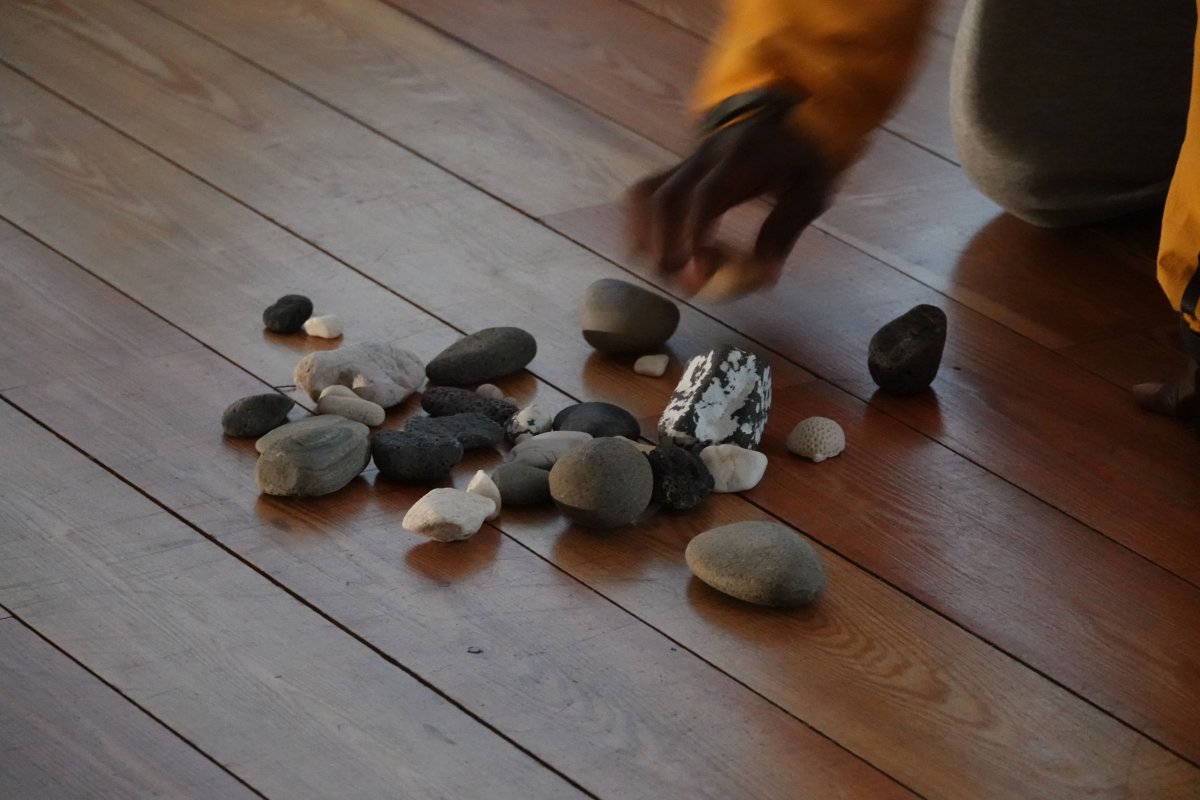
685, 522, 826, 607
426, 327, 537, 385
548, 438, 652, 528
255, 418, 370, 497
581, 279, 680, 354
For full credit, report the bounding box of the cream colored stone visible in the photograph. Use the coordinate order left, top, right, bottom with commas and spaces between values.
402, 489, 496, 542
303, 314, 343, 338
316, 394, 385, 427
699, 444, 767, 493
466, 470, 502, 521
633, 354, 669, 377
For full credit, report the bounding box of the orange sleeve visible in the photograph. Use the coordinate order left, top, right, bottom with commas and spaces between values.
694, 0, 934, 170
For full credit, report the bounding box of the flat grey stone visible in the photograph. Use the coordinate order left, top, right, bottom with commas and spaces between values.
255, 418, 370, 497
255, 415, 348, 454
552, 402, 640, 439
868, 304, 947, 395
221, 393, 294, 438
659, 345, 771, 451
490, 462, 553, 506
405, 412, 504, 450
549, 438, 653, 529
370, 430, 463, 482
581, 279, 680, 354
426, 327, 537, 385
421, 386, 518, 425
262, 294, 312, 334
685, 521, 826, 608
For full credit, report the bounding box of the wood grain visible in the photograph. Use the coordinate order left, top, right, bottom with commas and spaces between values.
4, 214, 1196, 798
1, 5, 1199, 793
0, 617, 256, 800
0, 401, 585, 800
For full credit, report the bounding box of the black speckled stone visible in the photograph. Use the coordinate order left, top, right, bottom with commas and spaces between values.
370, 430, 463, 481
262, 294, 313, 334
421, 386, 519, 425
491, 462, 553, 506
221, 393, 295, 438
646, 442, 713, 511
405, 413, 505, 450
426, 327, 537, 385
552, 402, 640, 439
868, 304, 947, 395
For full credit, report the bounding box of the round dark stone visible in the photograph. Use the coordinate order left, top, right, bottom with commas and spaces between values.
405, 413, 505, 450
867, 304, 948, 395
421, 386, 519, 425
425, 327, 537, 385
370, 430, 463, 481
262, 294, 313, 334
552, 402, 640, 439
646, 442, 713, 511
221, 393, 295, 438
491, 462, 553, 506
581, 279, 680, 354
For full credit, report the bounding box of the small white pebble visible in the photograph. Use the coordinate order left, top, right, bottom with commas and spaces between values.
633, 354, 669, 377
466, 469, 502, 520
700, 444, 768, 493
303, 314, 343, 339
476, 383, 505, 400
786, 417, 845, 463
318, 384, 358, 400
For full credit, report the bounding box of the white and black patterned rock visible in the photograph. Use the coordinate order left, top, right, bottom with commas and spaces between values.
548, 438, 653, 529
221, 393, 295, 438
581, 279, 680, 354
405, 412, 505, 450
647, 442, 713, 511
294, 341, 423, 408
402, 489, 495, 542
490, 462, 553, 506
506, 404, 553, 443
685, 521, 826, 607
868, 304, 947, 395
552, 402, 640, 439
421, 386, 518, 425
658, 345, 771, 451
510, 431, 592, 469
370, 430, 463, 482
426, 327, 537, 385
255, 417, 370, 497
262, 294, 313, 334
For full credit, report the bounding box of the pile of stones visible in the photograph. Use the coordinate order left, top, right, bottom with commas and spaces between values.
222, 285, 948, 609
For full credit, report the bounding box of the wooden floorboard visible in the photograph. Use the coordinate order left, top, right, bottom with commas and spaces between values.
0, 401, 585, 800
0, 617, 257, 800
1, 0, 1196, 796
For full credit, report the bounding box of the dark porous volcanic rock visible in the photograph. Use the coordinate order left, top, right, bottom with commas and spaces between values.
405, 412, 505, 450
222, 393, 295, 438
491, 462, 553, 506
867, 304, 947, 395
647, 442, 713, 512
658, 345, 771, 451
370, 430, 463, 482
262, 294, 313, 334
552, 402, 640, 439
685, 521, 826, 608
421, 386, 519, 425
255, 417, 370, 497
581, 279, 680, 354
548, 438, 653, 529
426, 327, 537, 385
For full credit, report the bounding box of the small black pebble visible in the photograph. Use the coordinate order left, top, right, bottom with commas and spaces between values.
467, 646, 483, 654
263, 294, 313, 334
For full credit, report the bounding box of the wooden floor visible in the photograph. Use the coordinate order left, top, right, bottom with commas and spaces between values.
2, 0, 1198, 797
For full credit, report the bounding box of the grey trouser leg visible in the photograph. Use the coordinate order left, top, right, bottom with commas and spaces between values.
950, 0, 1195, 227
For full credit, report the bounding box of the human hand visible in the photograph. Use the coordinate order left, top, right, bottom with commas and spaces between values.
627, 110, 834, 296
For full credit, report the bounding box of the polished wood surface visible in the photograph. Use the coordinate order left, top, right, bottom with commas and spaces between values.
0, 0, 1196, 797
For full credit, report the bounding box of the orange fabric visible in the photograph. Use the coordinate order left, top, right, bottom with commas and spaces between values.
694, 0, 933, 170
1158, 8, 1200, 338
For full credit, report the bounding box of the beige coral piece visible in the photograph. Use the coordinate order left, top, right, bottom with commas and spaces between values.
786, 417, 846, 463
